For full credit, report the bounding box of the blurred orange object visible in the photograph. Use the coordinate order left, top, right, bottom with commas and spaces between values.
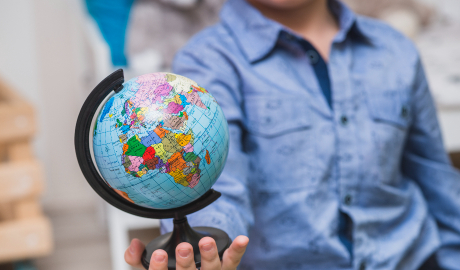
0, 77, 53, 263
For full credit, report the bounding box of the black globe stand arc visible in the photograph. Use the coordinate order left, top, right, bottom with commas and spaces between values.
74, 69, 231, 270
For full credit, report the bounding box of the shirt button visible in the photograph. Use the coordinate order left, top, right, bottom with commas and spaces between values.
306, 50, 319, 64
359, 261, 366, 270
340, 115, 348, 125
401, 106, 408, 118
344, 195, 352, 205
285, 33, 295, 41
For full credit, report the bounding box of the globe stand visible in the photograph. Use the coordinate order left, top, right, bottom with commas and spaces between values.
142, 218, 230, 269
74, 69, 231, 270
140, 189, 231, 270
141, 218, 231, 270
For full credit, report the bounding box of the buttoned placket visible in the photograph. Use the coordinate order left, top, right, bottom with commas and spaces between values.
299, 40, 333, 109
277, 32, 378, 267
285, 31, 358, 261
329, 39, 371, 267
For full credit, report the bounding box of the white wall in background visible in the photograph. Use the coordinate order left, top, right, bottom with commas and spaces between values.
415, 0, 460, 152
0, 0, 99, 210
0, 0, 40, 105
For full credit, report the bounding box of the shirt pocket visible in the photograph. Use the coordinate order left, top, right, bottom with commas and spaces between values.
243, 95, 318, 192
366, 90, 412, 185
244, 96, 312, 137
367, 90, 411, 129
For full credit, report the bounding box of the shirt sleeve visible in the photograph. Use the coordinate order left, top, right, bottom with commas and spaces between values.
401, 56, 460, 269
160, 48, 254, 240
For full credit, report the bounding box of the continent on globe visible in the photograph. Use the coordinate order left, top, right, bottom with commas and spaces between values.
112, 73, 213, 189
114, 189, 135, 204
93, 72, 228, 209
205, 150, 211, 165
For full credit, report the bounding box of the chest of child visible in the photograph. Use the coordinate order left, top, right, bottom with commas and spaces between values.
236, 43, 417, 195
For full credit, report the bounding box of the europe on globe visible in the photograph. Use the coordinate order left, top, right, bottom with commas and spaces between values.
92, 72, 229, 210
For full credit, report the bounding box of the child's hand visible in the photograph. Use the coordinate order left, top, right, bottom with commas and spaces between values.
125, 236, 249, 270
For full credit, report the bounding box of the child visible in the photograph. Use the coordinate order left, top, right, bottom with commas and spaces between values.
125, 0, 460, 269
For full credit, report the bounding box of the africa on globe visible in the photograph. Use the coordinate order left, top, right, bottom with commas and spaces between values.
92, 72, 229, 210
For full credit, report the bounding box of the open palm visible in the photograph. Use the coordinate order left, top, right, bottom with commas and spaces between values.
125, 236, 249, 270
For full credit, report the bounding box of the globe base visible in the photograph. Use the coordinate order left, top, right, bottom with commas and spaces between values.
141, 217, 231, 270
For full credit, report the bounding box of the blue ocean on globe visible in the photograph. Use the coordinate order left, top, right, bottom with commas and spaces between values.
92, 72, 229, 209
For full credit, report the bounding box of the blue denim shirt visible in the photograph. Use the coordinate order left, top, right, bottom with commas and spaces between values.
161, 0, 460, 269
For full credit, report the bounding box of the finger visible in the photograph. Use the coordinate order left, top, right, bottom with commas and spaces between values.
149, 249, 168, 270
221, 236, 249, 270
124, 238, 146, 269
199, 237, 221, 270
175, 242, 196, 270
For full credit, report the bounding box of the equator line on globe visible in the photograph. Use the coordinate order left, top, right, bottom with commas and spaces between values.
92, 72, 229, 210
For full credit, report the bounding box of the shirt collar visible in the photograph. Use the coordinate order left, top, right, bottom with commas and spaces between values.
220, 0, 370, 63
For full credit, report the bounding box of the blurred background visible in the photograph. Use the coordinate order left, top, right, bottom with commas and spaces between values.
0, 0, 458, 269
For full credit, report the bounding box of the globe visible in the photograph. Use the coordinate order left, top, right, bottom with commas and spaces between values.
91, 72, 229, 210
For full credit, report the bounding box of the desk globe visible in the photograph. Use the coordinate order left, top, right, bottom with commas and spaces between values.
75, 69, 231, 269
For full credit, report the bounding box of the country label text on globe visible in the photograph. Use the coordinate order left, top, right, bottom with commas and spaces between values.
93, 73, 229, 209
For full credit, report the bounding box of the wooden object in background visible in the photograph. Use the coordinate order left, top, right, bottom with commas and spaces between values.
0, 79, 36, 143
13, 198, 43, 220
0, 161, 44, 204
7, 140, 34, 161
0, 217, 52, 262
0, 76, 53, 263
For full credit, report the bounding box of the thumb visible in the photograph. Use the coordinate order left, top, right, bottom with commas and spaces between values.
124, 238, 146, 269
221, 235, 249, 270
